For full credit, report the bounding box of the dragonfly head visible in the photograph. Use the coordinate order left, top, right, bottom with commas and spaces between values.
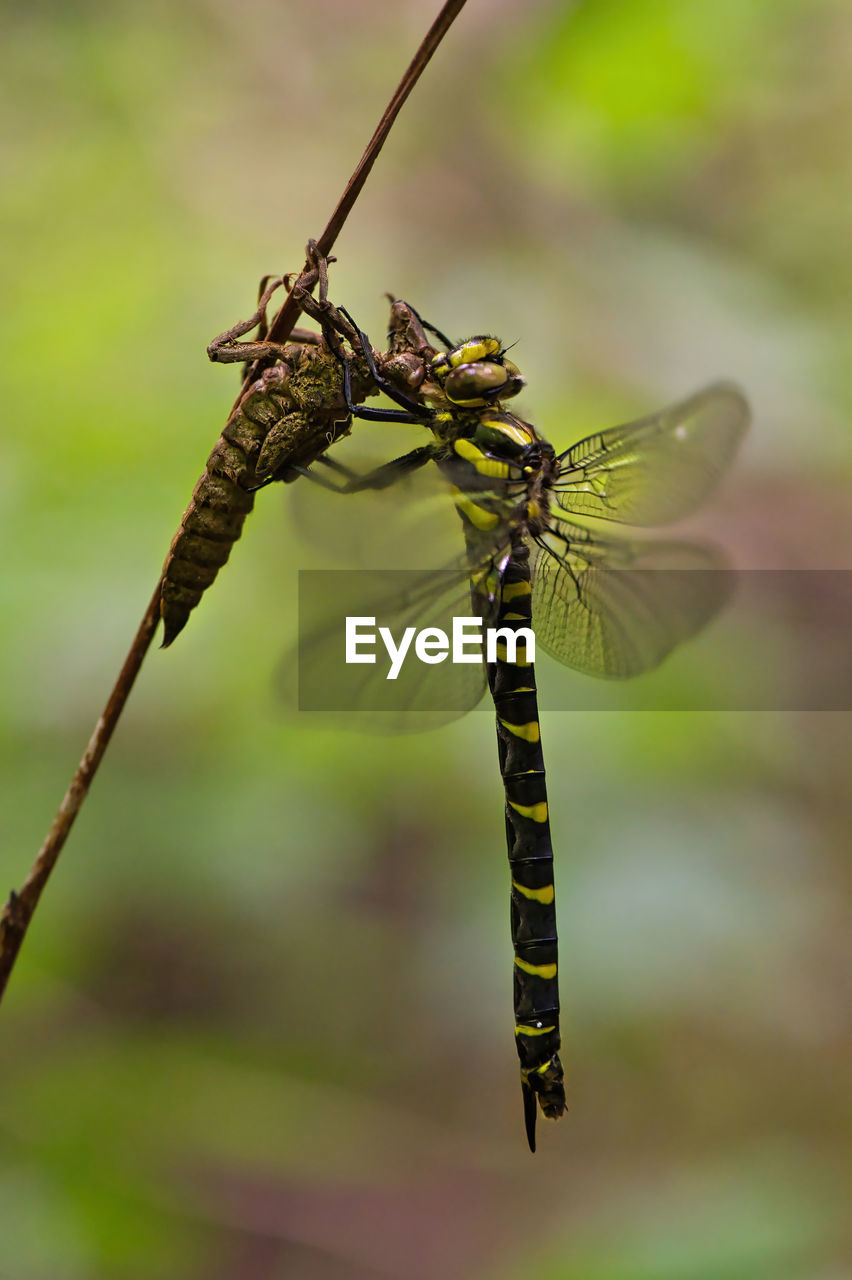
431, 336, 525, 407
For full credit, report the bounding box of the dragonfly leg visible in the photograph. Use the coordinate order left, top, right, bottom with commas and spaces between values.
336, 304, 432, 418
295, 243, 434, 424
207, 268, 325, 368
207, 275, 301, 366
290, 445, 434, 493
295, 294, 432, 425
342, 357, 430, 424
248, 276, 321, 347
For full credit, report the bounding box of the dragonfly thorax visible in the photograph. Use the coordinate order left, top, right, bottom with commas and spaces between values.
436, 406, 559, 542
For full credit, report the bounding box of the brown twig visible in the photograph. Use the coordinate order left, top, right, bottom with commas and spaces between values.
262, 0, 470, 352
0, 0, 471, 1006
0, 583, 162, 1000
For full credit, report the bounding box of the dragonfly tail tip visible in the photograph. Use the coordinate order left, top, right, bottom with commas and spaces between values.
522, 1082, 537, 1153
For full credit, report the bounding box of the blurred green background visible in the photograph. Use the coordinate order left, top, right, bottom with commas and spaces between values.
1, 1, 851, 1276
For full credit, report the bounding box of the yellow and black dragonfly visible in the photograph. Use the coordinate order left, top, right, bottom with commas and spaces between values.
205, 260, 749, 1151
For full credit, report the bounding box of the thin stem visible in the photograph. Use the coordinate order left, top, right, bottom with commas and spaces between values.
262, 0, 470, 350
0, 581, 163, 1000
0, 0, 471, 1007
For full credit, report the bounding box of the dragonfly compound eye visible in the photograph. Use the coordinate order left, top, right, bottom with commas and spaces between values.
443, 361, 514, 405
500, 359, 525, 399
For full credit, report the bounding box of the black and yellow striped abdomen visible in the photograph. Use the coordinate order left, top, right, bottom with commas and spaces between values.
487, 544, 564, 1149
440, 403, 565, 1151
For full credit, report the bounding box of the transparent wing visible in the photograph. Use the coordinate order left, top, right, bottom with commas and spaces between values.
280, 428, 536, 732
531, 525, 733, 679
287, 547, 512, 734
553, 382, 749, 526
286, 439, 462, 573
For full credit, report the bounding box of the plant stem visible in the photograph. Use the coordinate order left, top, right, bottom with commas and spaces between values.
0, 0, 470, 1007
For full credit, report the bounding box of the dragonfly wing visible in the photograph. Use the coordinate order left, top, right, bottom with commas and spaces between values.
554, 382, 749, 526
280, 439, 528, 732
532, 526, 733, 679
286, 438, 462, 572
288, 552, 502, 734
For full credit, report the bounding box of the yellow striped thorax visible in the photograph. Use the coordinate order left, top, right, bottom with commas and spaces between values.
452, 437, 513, 481
449, 487, 501, 531
430, 335, 524, 408
472, 413, 537, 457
434, 406, 558, 544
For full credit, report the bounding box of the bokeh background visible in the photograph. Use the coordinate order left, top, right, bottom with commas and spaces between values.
2, 1, 851, 1276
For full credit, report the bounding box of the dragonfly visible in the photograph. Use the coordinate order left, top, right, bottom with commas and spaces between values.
191, 247, 749, 1150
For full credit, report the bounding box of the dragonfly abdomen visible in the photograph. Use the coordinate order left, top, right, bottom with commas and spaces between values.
487, 543, 565, 1151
